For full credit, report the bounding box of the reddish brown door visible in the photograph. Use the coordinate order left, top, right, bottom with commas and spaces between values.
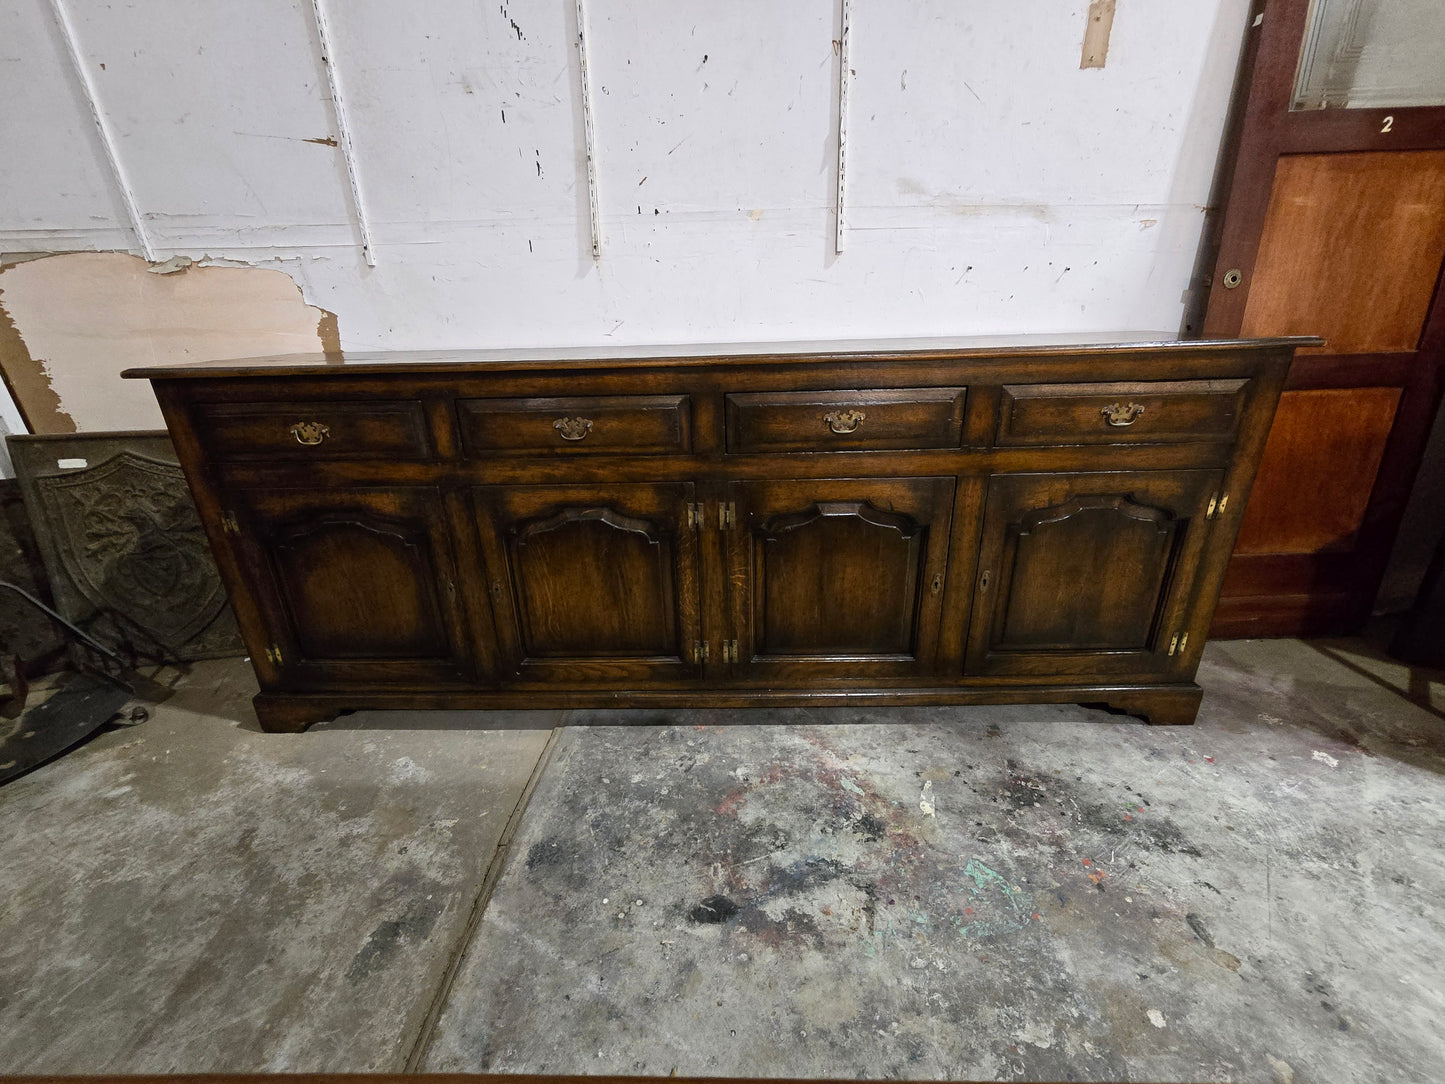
471, 483, 702, 684
1200, 0, 1445, 635
230, 487, 475, 688
965, 471, 1223, 680
723, 477, 955, 683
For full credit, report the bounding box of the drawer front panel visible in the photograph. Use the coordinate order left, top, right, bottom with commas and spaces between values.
199, 401, 431, 460
997, 379, 1249, 446
726, 388, 966, 452
458, 395, 690, 456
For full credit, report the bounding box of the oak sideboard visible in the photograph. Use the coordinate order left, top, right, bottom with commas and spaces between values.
126, 335, 1310, 732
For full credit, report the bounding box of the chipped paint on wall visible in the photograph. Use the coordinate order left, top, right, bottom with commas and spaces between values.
0, 253, 337, 433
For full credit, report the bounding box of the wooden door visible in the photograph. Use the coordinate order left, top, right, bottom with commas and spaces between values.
965, 471, 1223, 680
1198, 0, 1445, 635
230, 487, 475, 688
471, 483, 702, 684
724, 477, 955, 683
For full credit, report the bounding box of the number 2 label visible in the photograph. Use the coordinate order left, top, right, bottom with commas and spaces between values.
1381, 115, 1394, 133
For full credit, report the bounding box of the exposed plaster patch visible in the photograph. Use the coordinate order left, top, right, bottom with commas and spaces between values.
0, 252, 338, 432
1081, 0, 1117, 70
0, 272, 75, 435
317, 310, 343, 361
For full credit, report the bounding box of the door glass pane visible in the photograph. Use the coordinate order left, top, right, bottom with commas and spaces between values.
1292, 0, 1445, 110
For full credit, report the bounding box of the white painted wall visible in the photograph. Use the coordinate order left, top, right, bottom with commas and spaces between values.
1, 0, 1252, 350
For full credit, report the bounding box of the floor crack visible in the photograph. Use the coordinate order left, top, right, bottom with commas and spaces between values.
400, 725, 564, 1071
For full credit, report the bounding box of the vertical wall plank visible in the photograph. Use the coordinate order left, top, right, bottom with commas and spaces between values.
834, 0, 853, 255
575, 0, 603, 260
309, 0, 376, 266
44, 0, 156, 261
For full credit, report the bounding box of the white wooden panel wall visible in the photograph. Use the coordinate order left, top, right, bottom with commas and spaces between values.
0, 0, 1252, 348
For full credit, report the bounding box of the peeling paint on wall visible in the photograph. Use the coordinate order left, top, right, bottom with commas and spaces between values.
0, 253, 337, 433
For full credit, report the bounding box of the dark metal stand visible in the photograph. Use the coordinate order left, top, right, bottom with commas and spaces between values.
0, 580, 164, 786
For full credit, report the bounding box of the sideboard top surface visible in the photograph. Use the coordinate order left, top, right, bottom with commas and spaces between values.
121, 333, 1319, 380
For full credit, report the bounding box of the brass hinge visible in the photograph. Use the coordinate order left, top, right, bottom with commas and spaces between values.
265, 644, 284, 665
719, 501, 736, 529
720, 639, 740, 663
220, 511, 240, 534
1206, 493, 1229, 520
1167, 632, 1189, 657
686, 503, 704, 529
693, 640, 710, 664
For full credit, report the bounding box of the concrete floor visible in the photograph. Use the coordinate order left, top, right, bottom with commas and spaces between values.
1, 638, 1442, 1081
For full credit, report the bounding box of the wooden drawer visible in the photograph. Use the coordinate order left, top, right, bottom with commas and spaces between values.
996, 379, 1249, 446
725, 388, 966, 452
457, 395, 690, 456
198, 400, 432, 460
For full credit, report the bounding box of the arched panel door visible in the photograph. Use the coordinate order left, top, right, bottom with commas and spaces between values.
230, 487, 474, 688
725, 477, 956, 683
471, 483, 702, 685
965, 471, 1223, 680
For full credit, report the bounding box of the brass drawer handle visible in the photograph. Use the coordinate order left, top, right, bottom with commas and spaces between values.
289, 421, 330, 445
1101, 402, 1145, 427
553, 416, 594, 441
824, 408, 866, 435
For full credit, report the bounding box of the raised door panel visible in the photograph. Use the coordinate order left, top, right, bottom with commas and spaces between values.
1217, 149, 1445, 634
1239, 152, 1445, 355
472, 483, 701, 684
966, 471, 1222, 680
1232, 387, 1402, 554
725, 477, 955, 683
230, 487, 474, 688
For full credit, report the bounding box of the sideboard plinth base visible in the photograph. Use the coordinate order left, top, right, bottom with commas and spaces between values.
249, 683, 1205, 733
1089, 685, 1203, 726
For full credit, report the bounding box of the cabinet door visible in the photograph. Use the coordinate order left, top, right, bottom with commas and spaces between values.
725, 478, 955, 682
471, 483, 702, 684
965, 471, 1223, 680
230, 487, 475, 688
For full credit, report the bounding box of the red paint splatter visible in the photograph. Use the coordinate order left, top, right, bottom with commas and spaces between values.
714, 788, 749, 818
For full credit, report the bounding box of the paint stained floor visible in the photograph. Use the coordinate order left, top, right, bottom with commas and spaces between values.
3, 638, 1443, 1081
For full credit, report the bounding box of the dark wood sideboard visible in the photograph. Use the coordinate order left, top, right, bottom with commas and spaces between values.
125, 335, 1312, 732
